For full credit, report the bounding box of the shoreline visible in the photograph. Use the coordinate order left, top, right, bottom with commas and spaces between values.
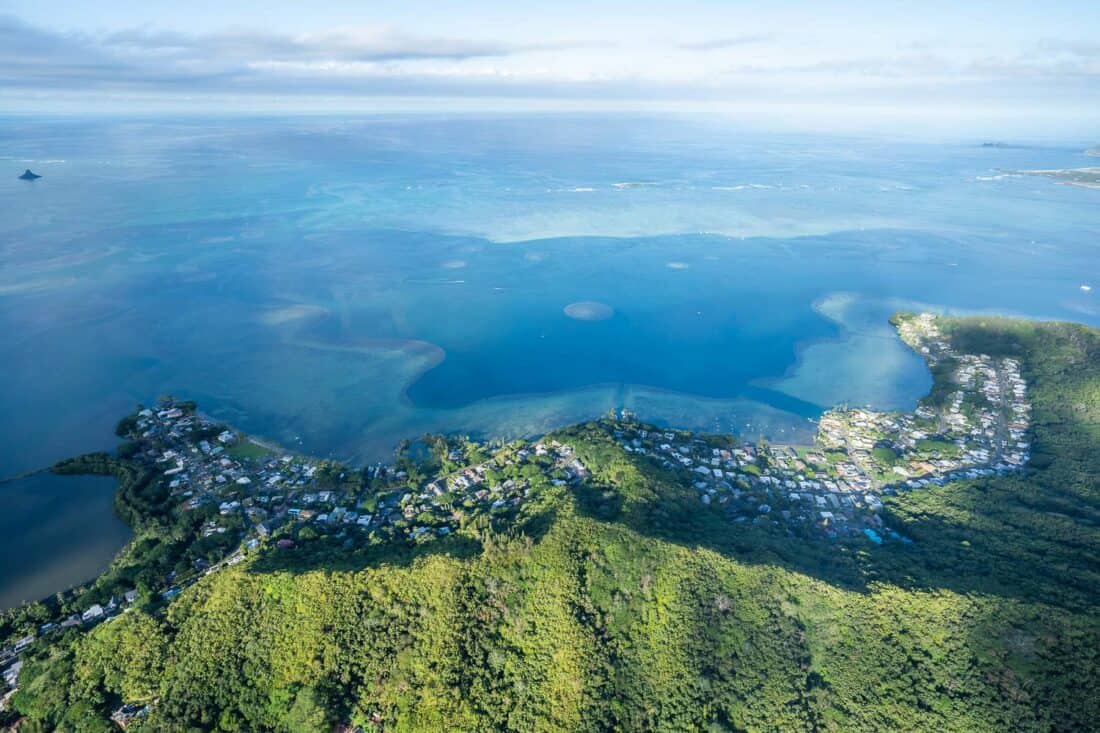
750, 291, 931, 413
0, 308, 1057, 611
0, 311, 982, 611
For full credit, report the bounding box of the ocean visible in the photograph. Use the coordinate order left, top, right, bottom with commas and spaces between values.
1, 114, 1097, 607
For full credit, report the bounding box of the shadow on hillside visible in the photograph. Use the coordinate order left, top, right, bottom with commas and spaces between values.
564, 318, 1100, 613
243, 425, 1097, 613
245, 318, 1098, 612
574, 458, 1097, 612
243, 442, 1096, 615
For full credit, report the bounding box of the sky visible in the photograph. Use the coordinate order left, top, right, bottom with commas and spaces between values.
2, 0, 1099, 135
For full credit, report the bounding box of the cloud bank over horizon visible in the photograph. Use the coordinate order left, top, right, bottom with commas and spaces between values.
1, 1, 1098, 136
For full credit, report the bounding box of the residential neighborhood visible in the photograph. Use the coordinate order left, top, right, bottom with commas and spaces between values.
128, 402, 589, 551
608, 313, 1031, 543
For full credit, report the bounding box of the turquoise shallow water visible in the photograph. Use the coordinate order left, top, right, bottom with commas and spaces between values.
1, 115, 1098, 605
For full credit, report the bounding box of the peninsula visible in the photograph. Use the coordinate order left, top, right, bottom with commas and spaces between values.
1, 314, 1097, 732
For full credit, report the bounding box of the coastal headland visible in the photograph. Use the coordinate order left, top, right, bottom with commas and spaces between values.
1, 313, 1097, 731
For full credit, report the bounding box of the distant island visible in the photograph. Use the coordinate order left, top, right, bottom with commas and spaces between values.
17, 169, 40, 181
1, 314, 1097, 731
1087, 146, 1100, 158
1007, 166, 1100, 190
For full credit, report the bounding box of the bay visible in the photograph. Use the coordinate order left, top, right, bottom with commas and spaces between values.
1, 114, 1097, 606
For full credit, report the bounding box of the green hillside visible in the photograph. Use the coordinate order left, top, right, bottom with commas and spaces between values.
6, 316, 1100, 732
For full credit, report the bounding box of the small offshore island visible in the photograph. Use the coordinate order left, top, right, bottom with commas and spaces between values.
1, 313, 1097, 732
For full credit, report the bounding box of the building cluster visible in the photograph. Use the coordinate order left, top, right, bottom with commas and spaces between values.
392, 441, 589, 542
612, 425, 899, 542
884, 313, 1031, 481
1, 588, 141, 709
131, 402, 589, 551
610, 314, 1032, 543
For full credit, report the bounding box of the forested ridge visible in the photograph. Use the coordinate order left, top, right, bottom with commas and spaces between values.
5, 316, 1099, 732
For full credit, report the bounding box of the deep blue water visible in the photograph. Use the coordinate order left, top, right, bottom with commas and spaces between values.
1, 114, 1098, 605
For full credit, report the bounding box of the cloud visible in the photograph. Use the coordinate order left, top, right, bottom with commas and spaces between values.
677, 34, 773, 51
100, 25, 518, 63
0, 13, 591, 91
721, 50, 1100, 83
0, 11, 1097, 117
1034, 38, 1100, 58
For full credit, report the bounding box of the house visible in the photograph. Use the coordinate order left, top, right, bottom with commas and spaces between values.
81, 604, 105, 622
3, 660, 23, 688
111, 703, 149, 729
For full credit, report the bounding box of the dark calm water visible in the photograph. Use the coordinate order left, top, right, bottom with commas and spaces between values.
1, 114, 1098, 606
0, 473, 128, 609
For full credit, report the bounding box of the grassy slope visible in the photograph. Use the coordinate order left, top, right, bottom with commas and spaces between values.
11, 316, 1100, 732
